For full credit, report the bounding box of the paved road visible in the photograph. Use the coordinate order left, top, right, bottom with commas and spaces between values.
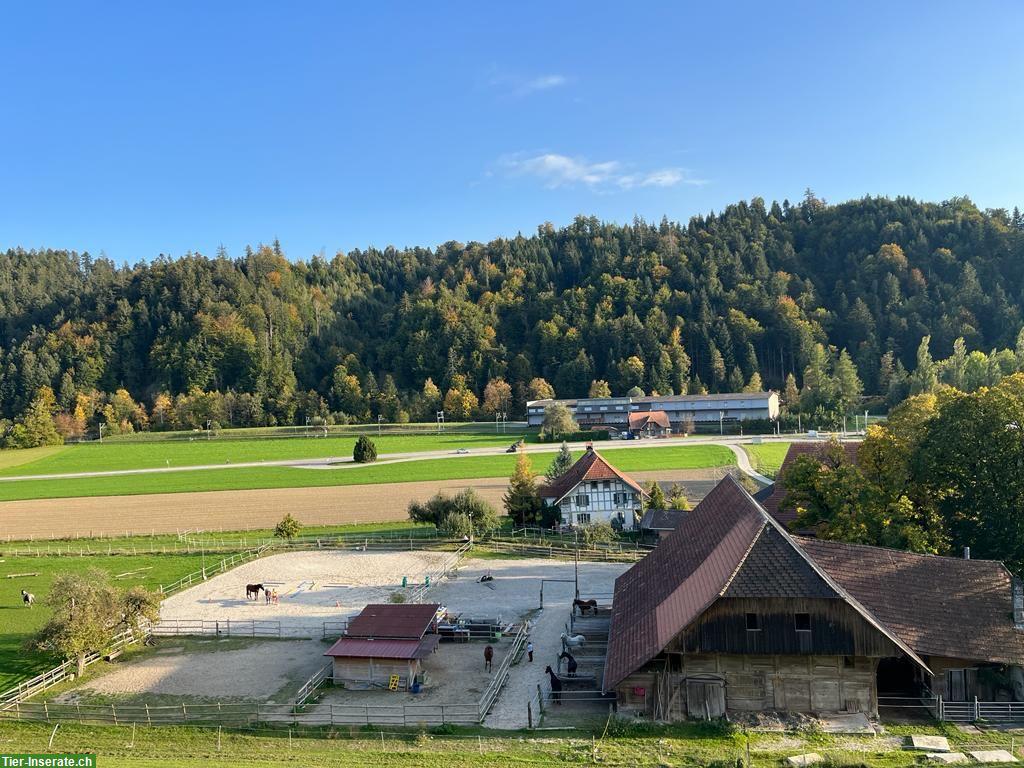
0, 434, 829, 485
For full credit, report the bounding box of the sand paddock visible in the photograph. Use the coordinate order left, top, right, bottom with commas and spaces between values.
74, 549, 630, 726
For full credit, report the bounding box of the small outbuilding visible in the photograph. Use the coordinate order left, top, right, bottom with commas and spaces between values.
325, 603, 441, 691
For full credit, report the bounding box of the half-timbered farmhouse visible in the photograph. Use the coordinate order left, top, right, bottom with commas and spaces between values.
604, 475, 1024, 719
539, 445, 648, 530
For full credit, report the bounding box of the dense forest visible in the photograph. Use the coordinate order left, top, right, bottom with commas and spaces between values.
3, 193, 1024, 443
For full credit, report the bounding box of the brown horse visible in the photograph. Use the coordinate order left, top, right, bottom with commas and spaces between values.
484, 644, 494, 672
573, 598, 598, 615
245, 584, 264, 600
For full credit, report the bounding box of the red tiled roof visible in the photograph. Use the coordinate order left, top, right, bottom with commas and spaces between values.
539, 447, 648, 503
628, 411, 671, 431
346, 603, 439, 639
760, 441, 860, 527
603, 476, 930, 691
324, 635, 440, 660
797, 537, 1024, 665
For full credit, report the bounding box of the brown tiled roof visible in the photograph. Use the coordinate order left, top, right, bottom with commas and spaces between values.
539, 446, 647, 503
628, 411, 671, 431
603, 476, 929, 690
324, 635, 440, 660
797, 538, 1024, 665
346, 603, 439, 640
760, 441, 860, 527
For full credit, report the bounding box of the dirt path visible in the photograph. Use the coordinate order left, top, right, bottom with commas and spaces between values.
0, 469, 730, 540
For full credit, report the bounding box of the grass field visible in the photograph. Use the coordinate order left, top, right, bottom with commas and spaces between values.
0, 719, 987, 767
0, 445, 735, 502
742, 442, 792, 478
0, 432, 529, 478
0, 552, 207, 692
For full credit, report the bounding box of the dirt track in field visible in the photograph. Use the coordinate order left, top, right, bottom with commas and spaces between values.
0, 468, 732, 540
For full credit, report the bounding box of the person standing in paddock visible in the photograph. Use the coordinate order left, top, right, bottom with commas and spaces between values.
526, 641, 534, 662
484, 644, 494, 672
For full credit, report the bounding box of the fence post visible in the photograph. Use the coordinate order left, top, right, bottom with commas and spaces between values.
537, 683, 545, 714
527, 701, 533, 729
43, 701, 49, 722
145, 703, 151, 725
974, 696, 980, 722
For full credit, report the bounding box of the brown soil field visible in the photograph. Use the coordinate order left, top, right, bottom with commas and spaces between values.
0, 468, 731, 540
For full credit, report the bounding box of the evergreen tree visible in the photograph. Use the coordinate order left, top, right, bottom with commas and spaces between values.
504, 447, 542, 526
783, 373, 800, 412
544, 442, 573, 482
353, 434, 377, 463
646, 481, 667, 510
909, 335, 939, 395
833, 349, 863, 414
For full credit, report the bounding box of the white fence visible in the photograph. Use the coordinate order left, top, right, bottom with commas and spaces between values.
150, 619, 318, 639
159, 545, 272, 596
294, 663, 333, 707
0, 627, 143, 711
407, 541, 472, 603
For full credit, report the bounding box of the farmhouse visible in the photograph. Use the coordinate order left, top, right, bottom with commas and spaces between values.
604, 475, 1024, 720
526, 392, 780, 431
325, 603, 441, 691
540, 444, 648, 530
628, 410, 671, 438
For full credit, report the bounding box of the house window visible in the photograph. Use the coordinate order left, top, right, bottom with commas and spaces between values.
576, 513, 591, 524
603, 480, 610, 490
745, 613, 760, 631
575, 494, 590, 507
590, 481, 598, 490
613, 492, 621, 505
794, 613, 811, 632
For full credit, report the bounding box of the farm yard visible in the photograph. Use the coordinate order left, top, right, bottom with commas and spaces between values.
24, 548, 629, 730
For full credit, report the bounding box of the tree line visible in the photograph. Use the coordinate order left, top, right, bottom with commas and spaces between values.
3, 194, 1024, 446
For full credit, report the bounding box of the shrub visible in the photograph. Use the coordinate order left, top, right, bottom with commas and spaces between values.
274, 512, 303, 540
578, 520, 616, 547
389, 591, 406, 603
353, 434, 377, 463
409, 488, 500, 535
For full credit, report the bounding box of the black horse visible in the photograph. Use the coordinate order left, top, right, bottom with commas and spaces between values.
557, 650, 578, 676
245, 583, 264, 600
544, 666, 563, 705
573, 598, 597, 615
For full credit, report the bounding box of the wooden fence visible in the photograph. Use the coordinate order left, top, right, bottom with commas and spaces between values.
484, 539, 645, 562
294, 663, 334, 707
159, 545, 272, 596
407, 541, 472, 603
150, 619, 318, 639
0, 627, 143, 711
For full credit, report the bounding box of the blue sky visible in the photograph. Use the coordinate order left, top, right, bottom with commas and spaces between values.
2, 2, 1022, 262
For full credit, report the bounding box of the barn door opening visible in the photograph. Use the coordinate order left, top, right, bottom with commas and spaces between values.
685, 678, 725, 719
877, 655, 921, 697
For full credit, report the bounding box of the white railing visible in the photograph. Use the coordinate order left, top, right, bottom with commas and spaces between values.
477, 623, 528, 720
294, 663, 334, 707
159, 544, 272, 596
407, 542, 472, 603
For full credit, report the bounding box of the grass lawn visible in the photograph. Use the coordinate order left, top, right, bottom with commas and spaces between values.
742, 442, 792, 479
0, 719, 992, 768
0, 553, 207, 692
0, 432, 530, 478
0, 445, 735, 502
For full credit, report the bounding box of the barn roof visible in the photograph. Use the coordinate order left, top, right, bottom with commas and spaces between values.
539, 445, 647, 503
639, 508, 687, 531
603, 476, 929, 691
346, 603, 440, 640
759, 441, 861, 527
797, 538, 1024, 666
324, 635, 440, 660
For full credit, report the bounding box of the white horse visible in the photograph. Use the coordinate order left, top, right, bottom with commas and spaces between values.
21, 590, 34, 608
560, 632, 585, 650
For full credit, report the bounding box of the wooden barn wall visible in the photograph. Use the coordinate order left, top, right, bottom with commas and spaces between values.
616, 653, 879, 719
670, 598, 899, 657
331, 657, 418, 689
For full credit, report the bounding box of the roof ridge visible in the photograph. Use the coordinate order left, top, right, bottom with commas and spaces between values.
732, 475, 931, 674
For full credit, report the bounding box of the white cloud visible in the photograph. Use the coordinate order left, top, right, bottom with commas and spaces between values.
498, 152, 706, 191
486, 72, 570, 98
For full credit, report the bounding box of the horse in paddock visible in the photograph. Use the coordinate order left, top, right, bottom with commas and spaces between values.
21, 590, 34, 608
573, 598, 598, 616
544, 666, 563, 705
560, 632, 585, 651
557, 650, 578, 676
245, 583, 264, 601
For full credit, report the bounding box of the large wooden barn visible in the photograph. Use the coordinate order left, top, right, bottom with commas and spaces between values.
325, 603, 441, 691
604, 476, 1024, 720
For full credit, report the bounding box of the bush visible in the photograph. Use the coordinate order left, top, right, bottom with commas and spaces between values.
389, 592, 406, 604
578, 520, 616, 547
408, 488, 500, 535
274, 512, 303, 540
353, 434, 377, 463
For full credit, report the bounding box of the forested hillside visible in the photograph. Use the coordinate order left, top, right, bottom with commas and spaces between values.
2, 194, 1024, 440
